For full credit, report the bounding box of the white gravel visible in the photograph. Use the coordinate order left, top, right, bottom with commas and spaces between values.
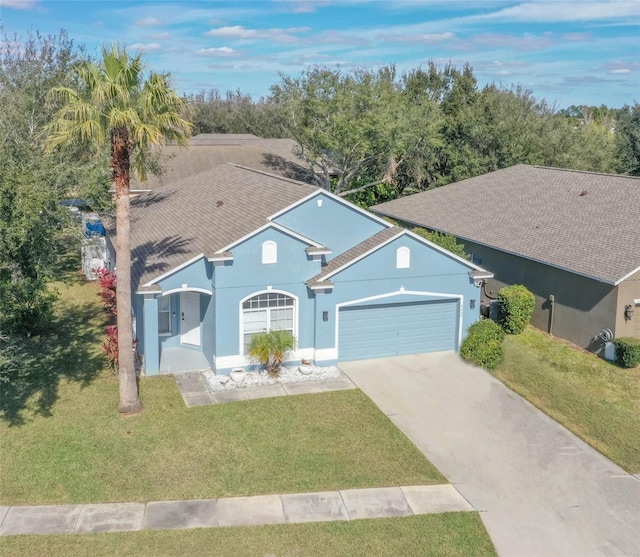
203, 365, 342, 392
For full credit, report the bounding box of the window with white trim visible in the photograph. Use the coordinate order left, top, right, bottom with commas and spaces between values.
262, 240, 277, 264
396, 246, 410, 269
242, 292, 294, 353
158, 295, 171, 335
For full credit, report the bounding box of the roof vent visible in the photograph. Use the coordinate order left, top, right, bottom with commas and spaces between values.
579, 190, 589, 196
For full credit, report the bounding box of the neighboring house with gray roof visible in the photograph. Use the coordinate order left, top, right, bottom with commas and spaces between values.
372, 165, 640, 351
131, 134, 313, 191
113, 163, 491, 375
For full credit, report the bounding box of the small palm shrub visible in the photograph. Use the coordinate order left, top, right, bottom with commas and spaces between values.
613, 337, 640, 368
460, 319, 505, 370
249, 330, 296, 376
498, 284, 535, 334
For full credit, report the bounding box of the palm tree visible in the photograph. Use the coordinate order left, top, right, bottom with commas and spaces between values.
45, 45, 192, 414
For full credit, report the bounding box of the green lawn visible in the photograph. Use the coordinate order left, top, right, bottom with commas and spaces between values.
0, 514, 496, 557
493, 327, 640, 474
0, 278, 445, 506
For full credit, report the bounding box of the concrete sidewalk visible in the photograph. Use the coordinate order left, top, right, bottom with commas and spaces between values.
174, 371, 357, 408
0, 485, 473, 536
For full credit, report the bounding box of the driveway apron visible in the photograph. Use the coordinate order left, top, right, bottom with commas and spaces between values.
340, 352, 640, 557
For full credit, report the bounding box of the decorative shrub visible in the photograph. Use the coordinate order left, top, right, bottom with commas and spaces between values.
460, 319, 505, 370
411, 227, 469, 259
0, 278, 57, 337
249, 329, 296, 376
92, 267, 117, 316
497, 284, 535, 334
103, 325, 119, 374
613, 337, 640, 368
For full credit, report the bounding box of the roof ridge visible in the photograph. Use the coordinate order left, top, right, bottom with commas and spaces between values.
228, 162, 321, 188
529, 165, 640, 180
308, 226, 404, 284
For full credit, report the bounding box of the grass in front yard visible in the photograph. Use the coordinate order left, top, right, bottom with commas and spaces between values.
0, 513, 496, 557
494, 327, 640, 474
1, 279, 444, 506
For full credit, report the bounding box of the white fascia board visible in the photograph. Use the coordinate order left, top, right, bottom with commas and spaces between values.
615, 265, 640, 286
308, 283, 334, 291
267, 189, 393, 229
207, 254, 234, 262
215, 222, 322, 254
142, 253, 206, 287
317, 230, 405, 283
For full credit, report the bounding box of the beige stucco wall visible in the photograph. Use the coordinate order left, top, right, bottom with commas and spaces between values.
615, 269, 640, 339
462, 240, 620, 350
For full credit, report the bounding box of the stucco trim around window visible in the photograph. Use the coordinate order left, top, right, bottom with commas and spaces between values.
238, 289, 299, 356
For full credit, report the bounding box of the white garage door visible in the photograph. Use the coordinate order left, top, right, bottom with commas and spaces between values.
338, 299, 458, 362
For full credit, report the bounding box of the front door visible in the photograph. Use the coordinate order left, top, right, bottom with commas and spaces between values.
181, 292, 201, 346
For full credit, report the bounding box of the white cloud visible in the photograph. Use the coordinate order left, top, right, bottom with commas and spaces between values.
205, 25, 310, 44
128, 43, 162, 52
381, 31, 455, 44
135, 17, 164, 26
150, 32, 172, 40
198, 46, 239, 57
0, 0, 38, 9
600, 60, 640, 73
455, 32, 554, 51
562, 32, 591, 42
476, 1, 640, 23
273, 0, 331, 13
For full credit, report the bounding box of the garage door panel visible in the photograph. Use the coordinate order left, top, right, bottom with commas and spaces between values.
338, 300, 457, 361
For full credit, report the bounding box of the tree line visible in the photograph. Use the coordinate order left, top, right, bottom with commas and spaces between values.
188, 64, 639, 202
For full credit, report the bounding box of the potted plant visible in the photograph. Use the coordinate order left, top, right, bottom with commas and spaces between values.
229, 368, 246, 383
298, 358, 313, 375
249, 330, 296, 377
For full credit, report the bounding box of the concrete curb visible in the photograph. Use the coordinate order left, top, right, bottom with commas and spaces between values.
0, 484, 473, 536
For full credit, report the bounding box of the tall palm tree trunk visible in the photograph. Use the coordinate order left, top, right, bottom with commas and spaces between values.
113, 128, 143, 415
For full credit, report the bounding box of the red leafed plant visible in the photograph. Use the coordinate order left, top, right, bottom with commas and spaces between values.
92, 267, 117, 316
103, 325, 119, 374
93, 268, 141, 375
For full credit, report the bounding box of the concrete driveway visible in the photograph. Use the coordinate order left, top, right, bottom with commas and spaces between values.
340, 352, 640, 557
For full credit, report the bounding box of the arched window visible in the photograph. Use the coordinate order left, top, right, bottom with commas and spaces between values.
242, 292, 295, 353
396, 246, 410, 269
262, 240, 277, 264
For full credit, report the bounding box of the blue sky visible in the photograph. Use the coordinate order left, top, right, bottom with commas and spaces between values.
1, 0, 638, 108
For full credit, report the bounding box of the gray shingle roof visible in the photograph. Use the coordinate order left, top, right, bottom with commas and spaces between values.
307, 227, 401, 286
127, 163, 319, 288
372, 165, 640, 285
131, 138, 312, 190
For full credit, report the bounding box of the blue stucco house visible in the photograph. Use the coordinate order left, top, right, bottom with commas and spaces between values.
118, 163, 492, 375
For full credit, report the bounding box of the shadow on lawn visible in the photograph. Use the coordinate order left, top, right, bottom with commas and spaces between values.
1, 285, 106, 426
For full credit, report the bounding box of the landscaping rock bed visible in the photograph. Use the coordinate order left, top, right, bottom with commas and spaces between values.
203, 365, 342, 392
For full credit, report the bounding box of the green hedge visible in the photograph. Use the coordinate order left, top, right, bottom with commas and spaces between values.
498, 284, 535, 334
460, 319, 505, 370
613, 337, 640, 368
